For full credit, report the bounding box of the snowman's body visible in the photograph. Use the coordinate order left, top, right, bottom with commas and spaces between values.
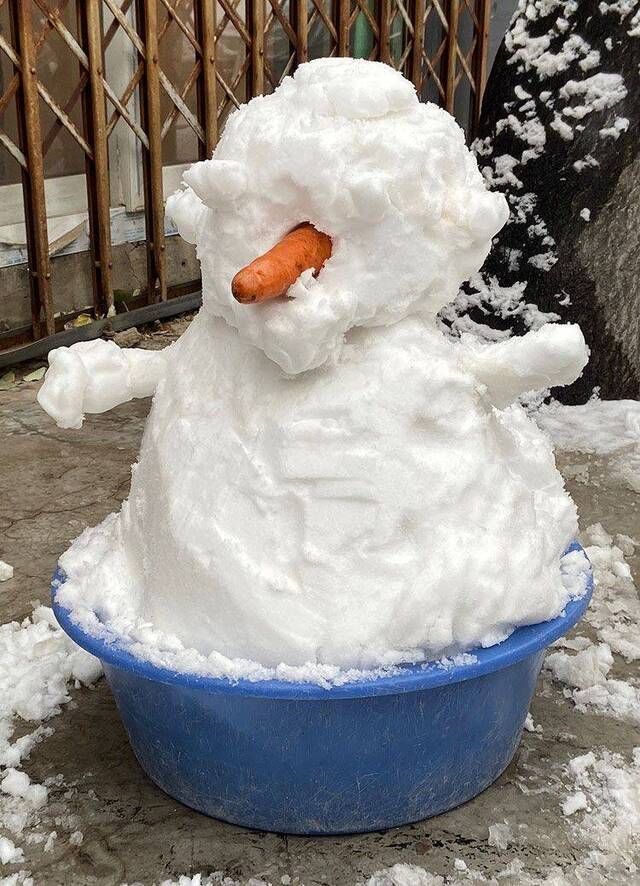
42, 59, 589, 673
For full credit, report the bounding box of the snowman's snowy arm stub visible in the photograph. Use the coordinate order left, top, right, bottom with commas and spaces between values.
37, 339, 167, 429
461, 323, 589, 408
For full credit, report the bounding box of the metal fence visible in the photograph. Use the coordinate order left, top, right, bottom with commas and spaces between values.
0, 0, 490, 351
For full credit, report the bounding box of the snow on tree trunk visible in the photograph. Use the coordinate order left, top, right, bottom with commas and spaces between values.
443, 0, 640, 403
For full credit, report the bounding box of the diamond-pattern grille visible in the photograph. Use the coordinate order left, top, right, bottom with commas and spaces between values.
0, 0, 490, 347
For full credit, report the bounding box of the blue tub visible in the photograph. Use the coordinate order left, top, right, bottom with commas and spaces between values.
52, 542, 592, 835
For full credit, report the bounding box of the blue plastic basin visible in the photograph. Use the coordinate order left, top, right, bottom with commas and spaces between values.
52, 542, 592, 835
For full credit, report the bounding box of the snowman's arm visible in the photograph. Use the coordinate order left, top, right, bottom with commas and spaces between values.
461, 324, 589, 409
37, 338, 167, 429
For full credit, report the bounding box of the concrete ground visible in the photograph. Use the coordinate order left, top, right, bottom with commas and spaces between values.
0, 328, 638, 885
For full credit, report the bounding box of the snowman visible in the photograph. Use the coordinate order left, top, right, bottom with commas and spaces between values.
39, 59, 588, 672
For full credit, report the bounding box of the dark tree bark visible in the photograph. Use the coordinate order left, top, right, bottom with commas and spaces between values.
451, 0, 640, 403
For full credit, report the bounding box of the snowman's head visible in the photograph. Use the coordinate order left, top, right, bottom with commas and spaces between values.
168, 58, 508, 374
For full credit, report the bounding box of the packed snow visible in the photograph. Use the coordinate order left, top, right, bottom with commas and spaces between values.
536, 397, 640, 455
537, 397, 640, 495
37, 339, 165, 430
172, 58, 510, 376
35, 59, 593, 677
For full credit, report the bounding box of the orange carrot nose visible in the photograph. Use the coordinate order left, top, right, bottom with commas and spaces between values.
232, 223, 332, 304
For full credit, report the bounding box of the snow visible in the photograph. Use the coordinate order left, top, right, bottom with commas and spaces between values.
563, 748, 640, 875
524, 712, 543, 733
527, 252, 557, 270
599, 116, 629, 139
580, 524, 640, 661
168, 58, 509, 376
534, 399, 640, 727
0, 874, 34, 886
559, 73, 627, 118
54, 310, 589, 677
38, 339, 166, 430
0, 836, 23, 865
507, 25, 598, 80
536, 398, 640, 455
0, 563, 13, 584
572, 154, 599, 173
487, 821, 512, 849
561, 789, 587, 815
35, 59, 590, 679
0, 772, 46, 810
450, 0, 634, 342
546, 640, 614, 686
365, 865, 443, 886
148, 877, 253, 886
599, 0, 640, 32
0, 606, 101, 863
461, 323, 587, 409
542, 515, 640, 725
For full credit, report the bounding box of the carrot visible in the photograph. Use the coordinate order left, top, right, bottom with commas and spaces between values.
232, 223, 332, 304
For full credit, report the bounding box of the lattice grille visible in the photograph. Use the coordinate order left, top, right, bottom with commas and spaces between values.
0, 0, 491, 348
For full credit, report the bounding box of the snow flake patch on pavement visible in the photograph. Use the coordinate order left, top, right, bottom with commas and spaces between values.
0, 605, 101, 870
536, 398, 640, 455
127, 876, 270, 886
366, 747, 640, 886
543, 520, 640, 724
537, 397, 640, 493
561, 748, 640, 879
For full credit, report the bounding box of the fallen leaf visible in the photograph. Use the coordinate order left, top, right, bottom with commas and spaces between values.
23, 366, 46, 382
72, 313, 93, 327
0, 370, 16, 390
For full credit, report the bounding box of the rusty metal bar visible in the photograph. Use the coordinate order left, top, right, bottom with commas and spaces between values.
195, 0, 218, 158
268, 0, 298, 48
334, 0, 350, 55
104, 0, 146, 52
30, 1, 144, 153
159, 63, 203, 141
444, 0, 459, 112
0, 127, 27, 168
43, 0, 134, 156
0, 34, 91, 161
217, 0, 252, 46
378, 0, 391, 64
0, 0, 492, 354
247, 0, 265, 97
216, 67, 243, 113
78, 0, 114, 318
158, 67, 205, 141
137, 0, 166, 303
158, 0, 201, 52
293, 0, 309, 65
470, 0, 490, 134
0, 0, 71, 125
8, 0, 54, 339
410, 0, 425, 91
37, 79, 94, 157
104, 66, 150, 146
0, 78, 18, 116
